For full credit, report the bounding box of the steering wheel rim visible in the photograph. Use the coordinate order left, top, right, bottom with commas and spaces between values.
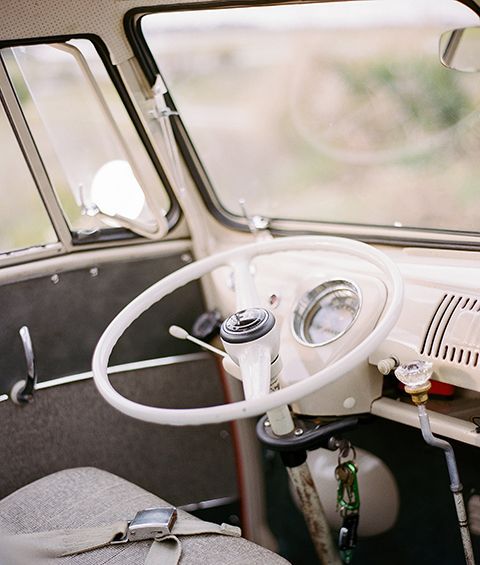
92, 236, 403, 426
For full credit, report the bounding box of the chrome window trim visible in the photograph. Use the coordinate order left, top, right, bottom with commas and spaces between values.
0, 243, 64, 269
0, 352, 210, 403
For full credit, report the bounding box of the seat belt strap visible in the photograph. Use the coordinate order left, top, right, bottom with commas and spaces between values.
1, 521, 128, 562
2, 513, 241, 565
144, 522, 241, 565
146, 535, 182, 565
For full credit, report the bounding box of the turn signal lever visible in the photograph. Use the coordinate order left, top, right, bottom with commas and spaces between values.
169, 325, 227, 358
10, 326, 37, 405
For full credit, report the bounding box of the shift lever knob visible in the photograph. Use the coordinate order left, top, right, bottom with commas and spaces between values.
395, 360, 433, 405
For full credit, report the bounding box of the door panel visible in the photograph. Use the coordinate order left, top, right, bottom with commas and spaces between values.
0, 358, 237, 503
0, 249, 238, 509
0, 252, 202, 395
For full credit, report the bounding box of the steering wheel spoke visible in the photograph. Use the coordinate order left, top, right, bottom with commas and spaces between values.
230, 258, 261, 310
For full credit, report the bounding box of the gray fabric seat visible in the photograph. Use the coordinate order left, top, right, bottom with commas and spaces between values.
0, 467, 290, 565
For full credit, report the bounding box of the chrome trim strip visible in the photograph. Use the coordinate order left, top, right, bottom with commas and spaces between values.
0, 352, 210, 403
179, 496, 238, 512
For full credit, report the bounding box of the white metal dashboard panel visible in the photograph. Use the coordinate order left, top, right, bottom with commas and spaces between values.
370, 283, 480, 392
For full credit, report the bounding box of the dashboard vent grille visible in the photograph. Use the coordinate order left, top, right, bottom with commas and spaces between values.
421, 294, 480, 368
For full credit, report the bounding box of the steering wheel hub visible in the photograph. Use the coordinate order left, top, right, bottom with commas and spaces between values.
220, 308, 275, 344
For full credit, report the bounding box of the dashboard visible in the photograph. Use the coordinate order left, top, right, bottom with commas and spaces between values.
210, 243, 480, 445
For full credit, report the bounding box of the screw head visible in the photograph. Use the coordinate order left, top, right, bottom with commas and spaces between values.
294, 428, 304, 436
269, 294, 281, 309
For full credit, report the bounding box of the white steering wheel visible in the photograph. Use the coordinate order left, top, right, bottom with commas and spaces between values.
92, 236, 403, 426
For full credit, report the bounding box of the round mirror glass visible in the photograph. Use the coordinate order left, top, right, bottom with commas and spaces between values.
440, 27, 480, 72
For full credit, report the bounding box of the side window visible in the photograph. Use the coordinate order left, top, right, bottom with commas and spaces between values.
0, 102, 57, 254
2, 40, 170, 239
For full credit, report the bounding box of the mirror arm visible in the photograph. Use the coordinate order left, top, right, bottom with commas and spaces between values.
441, 28, 465, 67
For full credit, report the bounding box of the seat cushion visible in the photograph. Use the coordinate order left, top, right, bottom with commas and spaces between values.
0, 467, 290, 565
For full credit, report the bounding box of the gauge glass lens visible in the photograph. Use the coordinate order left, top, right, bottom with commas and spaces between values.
292, 280, 361, 347
305, 289, 359, 343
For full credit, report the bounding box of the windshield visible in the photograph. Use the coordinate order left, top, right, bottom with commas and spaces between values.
143, 0, 480, 235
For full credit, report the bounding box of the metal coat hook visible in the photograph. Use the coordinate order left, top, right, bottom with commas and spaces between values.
10, 326, 37, 405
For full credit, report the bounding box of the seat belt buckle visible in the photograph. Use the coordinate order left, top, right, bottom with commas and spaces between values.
113, 507, 177, 543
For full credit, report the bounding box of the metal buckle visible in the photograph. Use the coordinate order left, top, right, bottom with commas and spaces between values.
112, 507, 177, 544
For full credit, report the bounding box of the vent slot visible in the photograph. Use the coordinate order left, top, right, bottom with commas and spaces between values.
421, 293, 480, 368
420, 294, 452, 356
434, 296, 463, 358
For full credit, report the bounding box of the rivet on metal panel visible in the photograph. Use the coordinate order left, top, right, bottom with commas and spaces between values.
343, 397, 356, 409
181, 253, 193, 263
51, 274, 60, 285
89, 267, 99, 278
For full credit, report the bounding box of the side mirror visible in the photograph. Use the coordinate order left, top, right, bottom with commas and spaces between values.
90, 160, 163, 238
440, 26, 480, 72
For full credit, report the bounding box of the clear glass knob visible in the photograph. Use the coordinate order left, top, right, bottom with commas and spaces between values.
394, 360, 433, 389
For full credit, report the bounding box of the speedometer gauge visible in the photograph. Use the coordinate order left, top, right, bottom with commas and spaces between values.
292, 280, 361, 347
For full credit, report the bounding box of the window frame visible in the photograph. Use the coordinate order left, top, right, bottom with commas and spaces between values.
126, 0, 480, 251
0, 32, 181, 260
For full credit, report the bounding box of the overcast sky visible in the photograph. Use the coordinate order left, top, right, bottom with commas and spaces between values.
143, 0, 480, 31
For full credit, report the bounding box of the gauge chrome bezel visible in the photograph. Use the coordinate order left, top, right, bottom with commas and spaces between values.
292, 279, 362, 348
